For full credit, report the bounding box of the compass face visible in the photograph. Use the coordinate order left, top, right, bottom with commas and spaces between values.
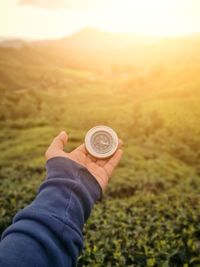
91, 131, 113, 154
85, 126, 118, 159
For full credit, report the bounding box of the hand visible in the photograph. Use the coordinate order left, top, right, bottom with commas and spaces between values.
45, 131, 123, 191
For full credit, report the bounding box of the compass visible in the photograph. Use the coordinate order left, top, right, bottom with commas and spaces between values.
85, 126, 118, 159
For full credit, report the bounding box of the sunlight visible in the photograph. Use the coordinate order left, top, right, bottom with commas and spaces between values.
0, 0, 199, 38
98, 0, 193, 36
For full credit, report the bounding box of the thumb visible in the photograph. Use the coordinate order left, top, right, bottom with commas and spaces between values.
48, 131, 68, 152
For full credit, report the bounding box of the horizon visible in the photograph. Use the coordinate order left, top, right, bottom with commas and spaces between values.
1, 0, 200, 40
1, 27, 200, 42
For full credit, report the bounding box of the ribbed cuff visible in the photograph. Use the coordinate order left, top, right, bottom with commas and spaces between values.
46, 157, 102, 202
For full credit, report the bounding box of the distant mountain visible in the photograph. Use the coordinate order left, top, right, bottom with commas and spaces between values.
1, 28, 200, 49
0, 28, 200, 72
32, 27, 162, 49
0, 39, 25, 48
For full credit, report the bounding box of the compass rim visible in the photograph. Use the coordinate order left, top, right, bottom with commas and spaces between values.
85, 125, 118, 159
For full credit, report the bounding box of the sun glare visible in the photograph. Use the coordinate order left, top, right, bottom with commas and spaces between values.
0, 0, 199, 39
96, 0, 195, 36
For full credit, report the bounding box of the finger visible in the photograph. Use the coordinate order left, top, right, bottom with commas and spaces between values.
118, 139, 123, 148
48, 131, 68, 151
104, 149, 123, 177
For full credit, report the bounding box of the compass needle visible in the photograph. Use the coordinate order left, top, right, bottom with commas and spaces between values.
85, 126, 118, 159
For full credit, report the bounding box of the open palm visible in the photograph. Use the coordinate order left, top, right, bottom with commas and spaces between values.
45, 131, 123, 191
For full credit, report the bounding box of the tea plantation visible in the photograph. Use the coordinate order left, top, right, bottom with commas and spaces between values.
0, 47, 200, 267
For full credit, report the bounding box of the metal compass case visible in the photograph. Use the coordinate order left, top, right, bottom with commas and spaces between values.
85, 126, 118, 159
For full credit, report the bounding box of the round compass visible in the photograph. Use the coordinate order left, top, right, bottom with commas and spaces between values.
85, 126, 118, 159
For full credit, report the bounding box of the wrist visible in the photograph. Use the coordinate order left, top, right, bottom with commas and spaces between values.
46, 156, 102, 202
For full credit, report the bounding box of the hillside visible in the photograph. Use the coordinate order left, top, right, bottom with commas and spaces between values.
1, 28, 200, 72
0, 30, 200, 266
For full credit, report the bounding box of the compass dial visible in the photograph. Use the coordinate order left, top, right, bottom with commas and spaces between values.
91, 131, 113, 154
85, 126, 118, 159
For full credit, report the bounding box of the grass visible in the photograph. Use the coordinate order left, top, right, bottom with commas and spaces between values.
0, 46, 200, 266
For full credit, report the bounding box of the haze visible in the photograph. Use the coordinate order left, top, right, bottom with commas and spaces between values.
1, 0, 200, 39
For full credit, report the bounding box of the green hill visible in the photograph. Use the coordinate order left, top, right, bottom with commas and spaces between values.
0, 30, 200, 266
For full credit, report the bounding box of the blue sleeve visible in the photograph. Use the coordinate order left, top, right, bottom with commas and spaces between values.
0, 157, 102, 267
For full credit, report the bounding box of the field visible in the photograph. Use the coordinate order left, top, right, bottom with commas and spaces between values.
0, 31, 200, 266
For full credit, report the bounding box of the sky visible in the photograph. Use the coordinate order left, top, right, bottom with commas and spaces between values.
0, 0, 200, 39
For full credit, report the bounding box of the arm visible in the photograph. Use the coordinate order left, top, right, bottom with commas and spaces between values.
0, 131, 123, 267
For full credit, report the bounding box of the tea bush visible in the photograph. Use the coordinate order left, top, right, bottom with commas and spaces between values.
0, 49, 200, 266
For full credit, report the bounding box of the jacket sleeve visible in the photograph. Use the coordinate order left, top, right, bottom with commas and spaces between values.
0, 157, 102, 267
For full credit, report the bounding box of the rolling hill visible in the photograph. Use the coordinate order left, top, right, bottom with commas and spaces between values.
1, 28, 200, 72
0, 28, 200, 266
